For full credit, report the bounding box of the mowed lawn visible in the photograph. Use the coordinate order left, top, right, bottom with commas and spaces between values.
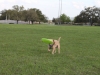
0, 24, 100, 75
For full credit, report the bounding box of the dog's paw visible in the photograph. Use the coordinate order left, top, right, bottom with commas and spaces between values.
48, 50, 51, 51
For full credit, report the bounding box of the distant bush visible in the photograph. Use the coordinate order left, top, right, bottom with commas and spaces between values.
95, 24, 100, 26
9, 23, 14, 24
72, 23, 83, 25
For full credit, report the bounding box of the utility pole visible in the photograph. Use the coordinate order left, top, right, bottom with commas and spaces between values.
58, 0, 62, 25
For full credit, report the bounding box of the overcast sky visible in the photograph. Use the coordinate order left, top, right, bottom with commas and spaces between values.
0, 0, 100, 20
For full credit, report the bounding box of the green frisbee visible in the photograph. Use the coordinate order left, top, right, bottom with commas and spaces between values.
41, 38, 53, 44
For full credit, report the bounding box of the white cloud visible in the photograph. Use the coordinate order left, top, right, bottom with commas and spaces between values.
21, 0, 38, 4
94, 0, 100, 6
1, 0, 100, 20
7, 0, 16, 3
72, 1, 84, 10
0, 0, 16, 3
0, 0, 4, 3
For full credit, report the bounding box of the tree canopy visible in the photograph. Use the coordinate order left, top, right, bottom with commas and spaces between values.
60, 14, 71, 23
74, 6, 100, 26
1, 5, 100, 25
0, 5, 48, 24
52, 13, 71, 24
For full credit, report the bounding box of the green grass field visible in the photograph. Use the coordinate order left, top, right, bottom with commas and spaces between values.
0, 24, 100, 75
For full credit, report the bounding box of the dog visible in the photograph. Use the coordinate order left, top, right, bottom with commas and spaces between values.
48, 37, 61, 54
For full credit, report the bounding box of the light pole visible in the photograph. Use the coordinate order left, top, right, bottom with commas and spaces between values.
58, 0, 62, 25
60, 0, 62, 17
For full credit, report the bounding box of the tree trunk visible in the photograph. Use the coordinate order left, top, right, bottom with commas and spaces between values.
90, 19, 93, 26
31, 21, 33, 24
17, 20, 18, 24
39, 21, 40, 24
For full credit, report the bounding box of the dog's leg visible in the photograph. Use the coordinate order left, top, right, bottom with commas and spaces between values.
58, 45, 60, 54
48, 48, 51, 51
54, 49, 56, 53
48, 45, 51, 51
58, 48, 60, 54
52, 47, 55, 54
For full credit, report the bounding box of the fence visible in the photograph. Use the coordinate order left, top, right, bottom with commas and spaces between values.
0, 20, 28, 24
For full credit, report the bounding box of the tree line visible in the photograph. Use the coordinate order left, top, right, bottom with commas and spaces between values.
52, 6, 100, 26
0, 5, 100, 25
74, 6, 100, 26
0, 5, 48, 24
52, 13, 71, 24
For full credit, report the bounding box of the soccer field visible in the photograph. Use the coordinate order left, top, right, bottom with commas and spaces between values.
0, 24, 100, 75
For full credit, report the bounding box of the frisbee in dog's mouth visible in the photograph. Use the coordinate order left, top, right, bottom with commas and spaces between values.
41, 38, 53, 44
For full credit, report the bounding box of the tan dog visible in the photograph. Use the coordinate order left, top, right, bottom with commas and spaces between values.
48, 37, 61, 54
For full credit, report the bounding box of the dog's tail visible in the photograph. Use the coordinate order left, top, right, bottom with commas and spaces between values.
58, 37, 61, 42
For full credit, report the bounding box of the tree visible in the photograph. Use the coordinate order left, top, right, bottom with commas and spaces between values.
6, 9, 13, 20
41, 14, 48, 23
26, 9, 38, 24
0, 5, 48, 24
12, 5, 25, 24
32, 8, 48, 24
60, 13, 71, 24
19, 5, 25, 20
0, 9, 7, 20
0, 8, 26, 21
74, 6, 100, 26
12, 5, 19, 24
52, 18, 59, 24
60, 14, 67, 24
52, 14, 71, 25
22, 10, 28, 21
